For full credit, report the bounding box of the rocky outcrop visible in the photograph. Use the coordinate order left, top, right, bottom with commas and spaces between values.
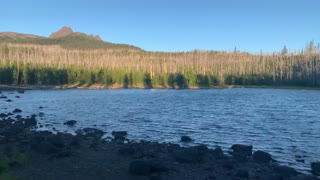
95, 35, 102, 41
253, 150, 272, 163
231, 144, 252, 157
50, 26, 73, 39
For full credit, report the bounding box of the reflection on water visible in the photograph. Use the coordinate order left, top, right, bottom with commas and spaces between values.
1, 88, 320, 173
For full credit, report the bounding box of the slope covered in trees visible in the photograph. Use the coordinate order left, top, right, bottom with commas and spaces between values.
0, 42, 319, 88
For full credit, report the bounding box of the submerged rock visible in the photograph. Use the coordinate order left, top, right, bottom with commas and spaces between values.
253, 150, 272, 163
64, 120, 77, 127
181, 135, 193, 142
13, 108, 22, 113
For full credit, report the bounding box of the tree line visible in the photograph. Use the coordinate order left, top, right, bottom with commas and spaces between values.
0, 43, 319, 88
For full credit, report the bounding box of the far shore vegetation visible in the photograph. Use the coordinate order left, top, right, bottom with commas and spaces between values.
0, 42, 319, 89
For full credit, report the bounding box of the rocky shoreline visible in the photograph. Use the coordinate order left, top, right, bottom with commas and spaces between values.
1, 91, 320, 180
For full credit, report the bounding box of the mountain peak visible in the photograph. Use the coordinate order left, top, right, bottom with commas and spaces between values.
50, 26, 73, 39
94, 35, 102, 41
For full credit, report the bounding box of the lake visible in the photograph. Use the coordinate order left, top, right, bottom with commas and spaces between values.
1, 88, 320, 173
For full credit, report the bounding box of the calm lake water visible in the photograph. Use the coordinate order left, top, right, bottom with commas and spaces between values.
1, 88, 320, 173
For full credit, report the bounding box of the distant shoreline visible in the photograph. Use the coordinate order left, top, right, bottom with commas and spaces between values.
1, 84, 320, 91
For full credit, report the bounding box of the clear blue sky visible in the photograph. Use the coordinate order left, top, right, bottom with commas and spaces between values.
1, 0, 319, 53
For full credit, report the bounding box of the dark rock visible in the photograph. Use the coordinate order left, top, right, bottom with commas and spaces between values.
112, 131, 128, 141
30, 131, 72, 157
173, 145, 211, 163
15, 115, 22, 119
181, 135, 192, 142
6, 99, 12, 102
236, 169, 249, 179
15, 96, 20, 98
78, 128, 106, 140
253, 150, 272, 163
0, 113, 8, 118
273, 165, 298, 177
39, 112, 44, 117
112, 131, 128, 137
311, 162, 320, 176
231, 144, 252, 157
24, 117, 37, 127
13, 108, 22, 113
0, 95, 7, 98
39, 106, 43, 109
64, 120, 77, 126
129, 160, 167, 176
212, 147, 224, 159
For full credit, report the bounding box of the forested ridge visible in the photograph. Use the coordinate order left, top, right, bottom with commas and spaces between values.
0, 42, 319, 88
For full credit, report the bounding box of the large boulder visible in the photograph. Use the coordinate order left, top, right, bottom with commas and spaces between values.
273, 165, 298, 177
212, 147, 224, 159
311, 162, 320, 176
112, 131, 128, 141
24, 117, 37, 127
173, 145, 211, 163
231, 144, 252, 157
253, 150, 272, 163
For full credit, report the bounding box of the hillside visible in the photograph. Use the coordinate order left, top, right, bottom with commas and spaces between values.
0, 27, 319, 89
0, 27, 141, 50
